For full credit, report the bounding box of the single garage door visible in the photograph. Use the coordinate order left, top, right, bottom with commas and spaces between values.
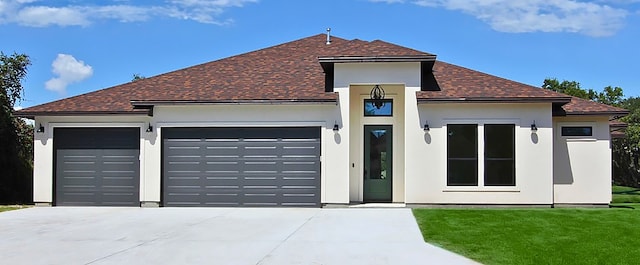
54, 128, 140, 206
163, 127, 321, 207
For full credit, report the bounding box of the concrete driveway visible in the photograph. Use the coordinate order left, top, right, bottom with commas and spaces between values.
0, 207, 478, 265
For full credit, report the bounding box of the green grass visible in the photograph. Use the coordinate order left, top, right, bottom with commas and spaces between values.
413, 208, 640, 265
612, 185, 640, 203
0, 205, 28, 213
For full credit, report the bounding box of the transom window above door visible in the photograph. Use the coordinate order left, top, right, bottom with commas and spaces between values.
364, 99, 393, 116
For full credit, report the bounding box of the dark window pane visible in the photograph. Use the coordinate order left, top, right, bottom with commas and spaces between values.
485, 124, 514, 159
447, 124, 478, 186
368, 129, 389, 180
561, 126, 592, 136
484, 124, 515, 186
485, 160, 515, 186
364, 99, 393, 116
447, 124, 477, 158
448, 160, 478, 186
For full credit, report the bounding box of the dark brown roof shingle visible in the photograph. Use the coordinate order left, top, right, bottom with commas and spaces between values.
417, 61, 571, 102
558, 97, 628, 115
16, 34, 626, 117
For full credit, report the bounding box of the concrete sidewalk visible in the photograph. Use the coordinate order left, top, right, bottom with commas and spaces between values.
0, 207, 478, 265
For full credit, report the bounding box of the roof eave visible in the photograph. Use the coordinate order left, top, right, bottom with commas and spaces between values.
13, 110, 151, 119
562, 111, 630, 116
416, 97, 572, 104
130, 98, 338, 107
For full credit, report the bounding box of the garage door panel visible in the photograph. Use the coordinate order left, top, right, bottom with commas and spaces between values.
202, 162, 240, 171
163, 127, 320, 207
55, 128, 140, 207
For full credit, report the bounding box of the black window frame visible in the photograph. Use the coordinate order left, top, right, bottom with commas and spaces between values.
364, 99, 393, 117
484, 124, 516, 186
446, 124, 478, 186
561, 126, 593, 137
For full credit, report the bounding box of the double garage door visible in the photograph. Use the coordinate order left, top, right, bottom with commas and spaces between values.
54, 127, 321, 207
162, 127, 321, 207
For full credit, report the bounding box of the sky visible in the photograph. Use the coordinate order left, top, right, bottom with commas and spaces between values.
2, 0, 639, 110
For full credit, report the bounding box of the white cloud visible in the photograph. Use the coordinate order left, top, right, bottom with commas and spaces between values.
45, 54, 93, 94
0, 0, 258, 27
16, 6, 89, 27
375, 0, 630, 37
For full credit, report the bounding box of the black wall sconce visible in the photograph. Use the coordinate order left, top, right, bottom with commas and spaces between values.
333, 122, 339, 132
531, 121, 538, 132
36, 124, 45, 133
146, 123, 153, 132
423, 122, 430, 131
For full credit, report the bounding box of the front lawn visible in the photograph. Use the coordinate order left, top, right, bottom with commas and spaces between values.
0, 206, 27, 213
413, 208, 640, 265
612, 185, 640, 204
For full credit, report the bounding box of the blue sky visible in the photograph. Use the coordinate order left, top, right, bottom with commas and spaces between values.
2, 0, 639, 109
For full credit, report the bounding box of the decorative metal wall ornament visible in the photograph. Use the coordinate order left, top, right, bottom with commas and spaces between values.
369, 84, 386, 109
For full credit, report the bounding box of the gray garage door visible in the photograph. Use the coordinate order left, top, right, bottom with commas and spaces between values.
162, 127, 321, 207
54, 128, 140, 206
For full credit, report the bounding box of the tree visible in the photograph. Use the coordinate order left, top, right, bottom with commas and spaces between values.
612, 97, 640, 187
542, 78, 595, 100
543, 78, 638, 188
597, 86, 625, 107
542, 78, 624, 106
0, 52, 32, 203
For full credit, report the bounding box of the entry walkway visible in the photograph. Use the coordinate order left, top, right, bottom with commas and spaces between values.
0, 207, 479, 264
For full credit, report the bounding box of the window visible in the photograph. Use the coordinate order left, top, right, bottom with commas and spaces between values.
364, 99, 393, 116
484, 124, 515, 186
447, 124, 478, 186
446, 123, 516, 187
561, 126, 592, 137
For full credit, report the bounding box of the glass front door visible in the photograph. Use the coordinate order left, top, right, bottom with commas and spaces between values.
363, 125, 392, 202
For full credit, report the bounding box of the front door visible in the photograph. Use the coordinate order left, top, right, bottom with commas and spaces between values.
363, 125, 392, 202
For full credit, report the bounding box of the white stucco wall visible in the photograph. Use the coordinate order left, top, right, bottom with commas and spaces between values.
32, 104, 349, 205
152, 105, 348, 204
33, 116, 148, 204
31, 60, 613, 206
405, 103, 555, 204
553, 116, 612, 204
335, 62, 420, 203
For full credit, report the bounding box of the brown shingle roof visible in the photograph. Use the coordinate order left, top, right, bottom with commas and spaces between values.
15, 34, 626, 118
417, 61, 571, 102
557, 97, 628, 116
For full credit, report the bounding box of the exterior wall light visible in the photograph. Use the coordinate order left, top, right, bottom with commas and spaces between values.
531, 121, 538, 132
36, 124, 45, 133
333, 122, 339, 132
146, 123, 153, 132
423, 122, 430, 131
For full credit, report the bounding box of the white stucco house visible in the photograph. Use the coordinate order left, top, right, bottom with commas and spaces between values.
16, 33, 627, 207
